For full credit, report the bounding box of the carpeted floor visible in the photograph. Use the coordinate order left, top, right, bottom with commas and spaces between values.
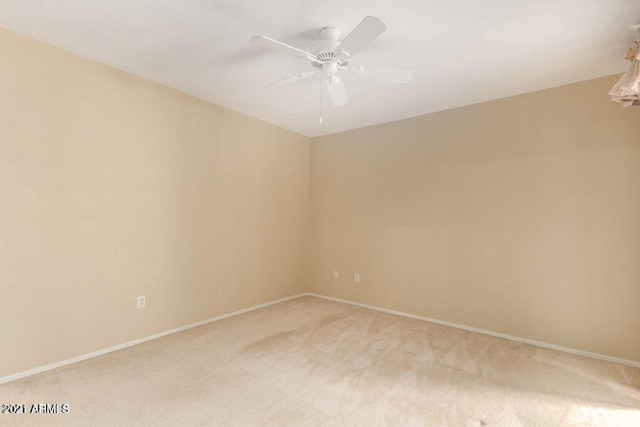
1, 296, 639, 426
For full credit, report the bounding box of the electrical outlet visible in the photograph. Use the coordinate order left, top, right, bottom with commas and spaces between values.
137, 296, 146, 309
354, 273, 360, 283
333, 270, 339, 279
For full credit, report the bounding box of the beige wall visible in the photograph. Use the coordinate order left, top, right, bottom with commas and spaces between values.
0, 27, 310, 377
309, 75, 640, 362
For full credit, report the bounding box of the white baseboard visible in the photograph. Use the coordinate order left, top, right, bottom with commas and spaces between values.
0, 293, 306, 385
3, 291, 637, 385
304, 293, 640, 368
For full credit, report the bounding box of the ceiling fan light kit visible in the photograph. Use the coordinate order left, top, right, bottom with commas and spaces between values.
251, 16, 414, 121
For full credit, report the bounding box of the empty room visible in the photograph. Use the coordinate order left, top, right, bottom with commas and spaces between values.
1, 0, 639, 426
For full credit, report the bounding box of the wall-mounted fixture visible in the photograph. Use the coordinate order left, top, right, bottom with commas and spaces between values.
610, 29, 640, 107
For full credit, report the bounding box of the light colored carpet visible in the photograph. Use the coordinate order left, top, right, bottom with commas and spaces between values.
1, 296, 639, 426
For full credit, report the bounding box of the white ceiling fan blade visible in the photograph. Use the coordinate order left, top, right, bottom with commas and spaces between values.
335, 16, 388, 61
326, 75, 348, 107
251, 35, 318, 60
349, 65, 414, 84
262, 71, 315, 89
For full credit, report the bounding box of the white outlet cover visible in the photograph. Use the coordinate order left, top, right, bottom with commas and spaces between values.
137, 296, 146, 309
354, 274, 360, 283
333, 271, 339, 279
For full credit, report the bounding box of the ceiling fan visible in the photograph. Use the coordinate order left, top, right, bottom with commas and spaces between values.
250, 16, 414, 112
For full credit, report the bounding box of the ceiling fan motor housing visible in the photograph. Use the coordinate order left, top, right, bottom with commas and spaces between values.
310, 26, 346, 67
310, 40, 340, 64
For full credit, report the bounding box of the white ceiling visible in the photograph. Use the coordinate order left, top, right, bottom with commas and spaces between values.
1, 0, 638, 137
